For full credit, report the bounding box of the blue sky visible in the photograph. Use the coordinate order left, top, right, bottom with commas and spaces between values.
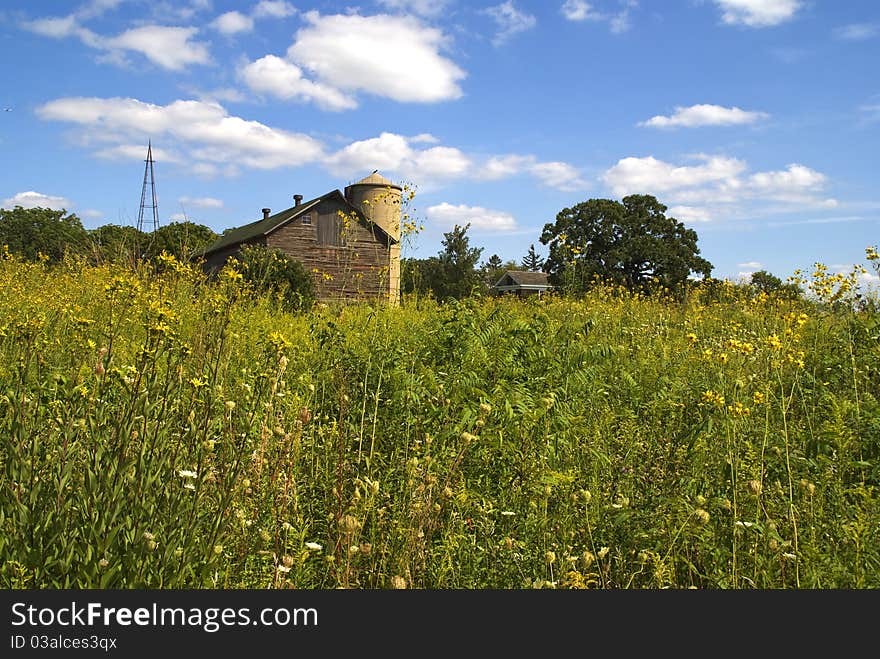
1, 0, 878, 284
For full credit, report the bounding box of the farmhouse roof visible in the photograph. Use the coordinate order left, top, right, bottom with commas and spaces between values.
493, 270, 551, 288
201, 189, 392, 257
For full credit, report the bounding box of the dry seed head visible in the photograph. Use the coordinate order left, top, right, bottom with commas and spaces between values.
98, 558, 109, 569
694, 508, 710, 525
747, 480, 762, 496
338, 514, 361, 534
390, 575, 407, 590
282, 554, 294, 568
545, 551, 556, 564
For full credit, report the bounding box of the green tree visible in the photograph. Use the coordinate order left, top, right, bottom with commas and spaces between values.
0, 206, 88, 262
230, 245, 315, 312
150, 221, 218, 261
749, 269, 802, 300
401, 224, 483, 301
87, 224, 146, 263
480, 254, 504, 289
521, 244, 544, 271
540, 194, 713, 294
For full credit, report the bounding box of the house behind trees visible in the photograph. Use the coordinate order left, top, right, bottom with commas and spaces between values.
492, 270, 552, 297
201, 172, 401, 304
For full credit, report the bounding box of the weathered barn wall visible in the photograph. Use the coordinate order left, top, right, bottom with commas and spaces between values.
265, 197, 391, 301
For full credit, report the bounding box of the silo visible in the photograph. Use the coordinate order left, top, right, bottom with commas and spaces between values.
344, 172, 402, 304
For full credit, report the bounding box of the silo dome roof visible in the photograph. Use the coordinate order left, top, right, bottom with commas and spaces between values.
352, 171, 400, 188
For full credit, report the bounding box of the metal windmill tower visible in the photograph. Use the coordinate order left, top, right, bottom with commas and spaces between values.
136, 140, 160, 235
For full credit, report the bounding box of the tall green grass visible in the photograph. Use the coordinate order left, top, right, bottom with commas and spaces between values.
1, 252, 877, 588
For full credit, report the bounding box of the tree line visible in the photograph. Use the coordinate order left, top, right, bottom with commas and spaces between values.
1, 195, 802, 303
0, 205, 218, 264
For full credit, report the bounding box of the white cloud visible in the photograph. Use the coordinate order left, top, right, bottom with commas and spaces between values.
93, 143, 182, 162
24, 15, 213, 71
169, 213, 188, 221
409, 133, 440, 144
108, 26, 211, 70
530, 161, 588, 191
152, 0, 213, 22
833, 23, 879, 41
602, 154, 833, 219
287, 12, 465, 104
669, 205, 712, 223
37, 96, 324, 172
239, 55, 357, 111
211, 11, 254, 34
179, 196, 223, 208
477, 154, 536, 180
560, 1, 602, 22
747, 163, 826, 201
324, 132, 471, 185
475, 154, 587, 190
639, 104, 769, 128
426, 202, 517, 231
483, 1, 537, 46
604, 155, 747, 197
2, 191, 72, 210
713, 0, 801, 28
376, 0, 451, 18
252, 1, 297, 19
738, 261, 762, 269
82, 209, 104, 218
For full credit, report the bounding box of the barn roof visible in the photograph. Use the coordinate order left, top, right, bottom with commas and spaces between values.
493, 270, 551, 288
201, 189, 393, 257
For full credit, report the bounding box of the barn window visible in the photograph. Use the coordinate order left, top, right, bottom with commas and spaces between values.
317, 214, 345, 246
301, 215, 311, 225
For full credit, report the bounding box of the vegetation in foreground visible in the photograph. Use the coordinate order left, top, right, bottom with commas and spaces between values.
1, 250, 878, 589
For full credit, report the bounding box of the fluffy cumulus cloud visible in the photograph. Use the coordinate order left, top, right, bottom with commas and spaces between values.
210, 11, 254, 35
106, 26, 211, 70
2, 191, 73, 211
37, 96, 324, 171
282, 12, 465, 104
179, 196, 223, 208
239, 55, 357, 111
35, 95, 585, 191
482, 1, 537, 46
713, 0, 801, 28
324, 132, 471, 185
22, 15, 211, 71
602, 154, 835, 219
426, 202, 517, 231
639, 104, 769, 128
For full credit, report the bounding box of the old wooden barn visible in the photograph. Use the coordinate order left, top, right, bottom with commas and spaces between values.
201, 172, 402, 304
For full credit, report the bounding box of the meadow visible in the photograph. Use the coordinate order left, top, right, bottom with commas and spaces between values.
1, 250, 878, 589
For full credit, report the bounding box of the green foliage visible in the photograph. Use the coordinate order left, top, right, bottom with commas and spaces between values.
87, 224, 145, 264
0, 250, 878, 589
749, 270, 803, 300
230, 245, 315, 312
151, 221, 218, 261
402, 223, 484, 301
521, 244, 544, 272
540, 194, 713, 295
0, 206, 88, 262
